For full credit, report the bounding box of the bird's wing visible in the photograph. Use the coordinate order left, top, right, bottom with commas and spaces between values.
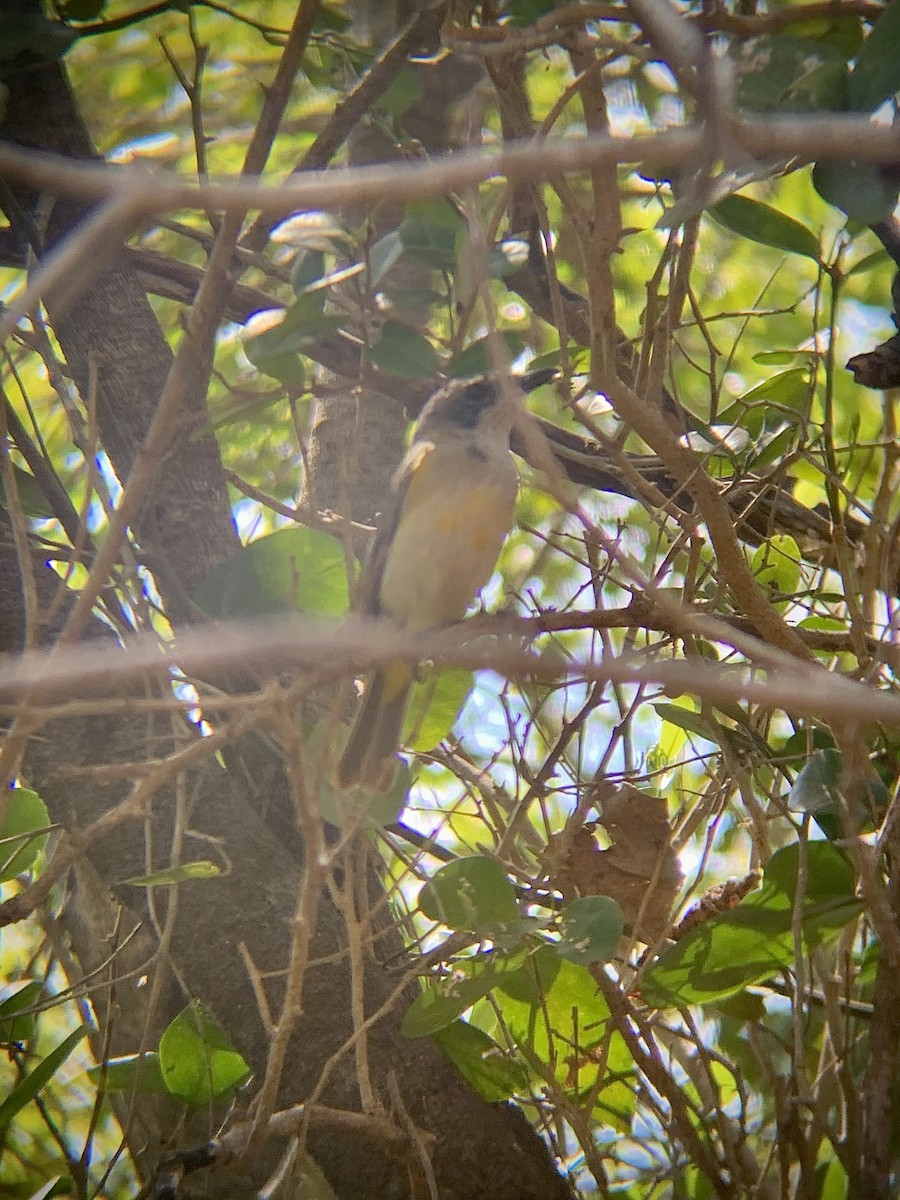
357, 439, 435, 617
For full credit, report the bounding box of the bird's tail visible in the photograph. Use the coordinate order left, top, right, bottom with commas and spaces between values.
337, 662, 414, 790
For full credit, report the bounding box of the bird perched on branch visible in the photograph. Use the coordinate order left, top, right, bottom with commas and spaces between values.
337, 369, 556, 790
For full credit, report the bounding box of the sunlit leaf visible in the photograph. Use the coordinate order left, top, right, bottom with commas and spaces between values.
123, 861, 222, 887
402, 952, 525, 1037
87, 1052, 168, 1095
158, 1001, 250, 1106
0, 1026, 87, 1131
641, 842, 861, 1007
556, 895, 624, 965
494, 947, 633, 1118
653, 703, 720, 745
404, 667, 473, 752
750, 534, 802, 597
846, 248, 891, 277
194, 527, 349, 619
419, 856, 519, 932
0, 788, 50, 884
0, 982, 43, 1047
431, 1020, 529, 1101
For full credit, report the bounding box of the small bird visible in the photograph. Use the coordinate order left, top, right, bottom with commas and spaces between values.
337, 369, 555, 789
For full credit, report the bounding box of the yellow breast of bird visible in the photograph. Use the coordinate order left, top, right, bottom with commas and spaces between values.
378, 443, 518, 630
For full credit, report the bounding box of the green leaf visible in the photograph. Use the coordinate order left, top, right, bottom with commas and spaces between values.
748, 426, 799, 471
789, 748, 887, 838
0, 788, 50, 884
297, 261, 366, 297
764, 839, 855, 897
402, 977, 493, 1039
367, 230, 404, 287
495, 948, 632, 1108
751, 350, 817, 366
318, 762, 411, 830
445, 334, 525, 379
158, 1001, 250, 1106
313, 5, 352, 33
23, 1180, 60, 1200
87, 1052, 168, 1095
720, 368, 812, 440
815, 1158, 850, 1200
846, 248, 891, 277
556, 896, 624, 965
373, 65, 423, 118
404, 667, 474, 752
378, 285, 444, 312
710, 989, 767, 1023
848, 0, 900, 111
368, 320, 440, 379
488, 239, 529, 277
0, 981, 43, 1046
731, 34, 849, 113
401, 952, 523, 1037
0, 464, 56, 519
431, 1020, 529, 1101
750, 534, 802, 596
419, 856, 519, 932
0, 1026, 87, 1132
194, 527, 349, 619
812, 160, 900, 224
289, 249, 326, 295
710, 195, 820, 261
653, 702, 721, 745
398, 202, 464, 270
789, 748, 844, 818
641, 842, 861, 1007
778, 727, 835, 763
122, 861, 222, 887
242, 297, 343, 385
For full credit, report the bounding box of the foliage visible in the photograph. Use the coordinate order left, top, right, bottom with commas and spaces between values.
0, 0, 899, 1197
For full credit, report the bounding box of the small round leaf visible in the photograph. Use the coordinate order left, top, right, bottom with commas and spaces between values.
419, 856, 519, 932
